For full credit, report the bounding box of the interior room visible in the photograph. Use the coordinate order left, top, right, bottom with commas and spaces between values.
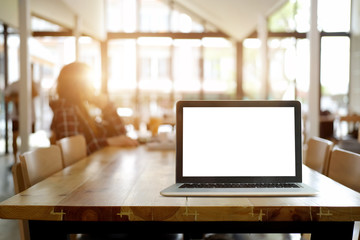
1, 0, 360, 239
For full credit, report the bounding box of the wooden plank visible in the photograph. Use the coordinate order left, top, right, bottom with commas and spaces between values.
0, 147, 126, 220
32, 31, 73, 37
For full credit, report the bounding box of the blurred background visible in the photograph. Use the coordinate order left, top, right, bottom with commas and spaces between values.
0, 0, 358, 154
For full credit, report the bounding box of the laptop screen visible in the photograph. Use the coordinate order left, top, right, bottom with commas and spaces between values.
176, 101, 302, 183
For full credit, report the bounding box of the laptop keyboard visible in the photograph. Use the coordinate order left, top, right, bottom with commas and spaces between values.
179, 183, 300, 189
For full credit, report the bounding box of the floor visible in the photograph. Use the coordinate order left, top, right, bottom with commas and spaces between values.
0, 153, 20, 240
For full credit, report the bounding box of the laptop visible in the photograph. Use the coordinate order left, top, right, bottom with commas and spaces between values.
160, 100, 318, 197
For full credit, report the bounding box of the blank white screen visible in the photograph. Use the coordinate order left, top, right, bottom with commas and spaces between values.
182, 107, 296, 177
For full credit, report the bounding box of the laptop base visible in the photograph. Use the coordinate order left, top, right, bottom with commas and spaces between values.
161, 183, 318, 197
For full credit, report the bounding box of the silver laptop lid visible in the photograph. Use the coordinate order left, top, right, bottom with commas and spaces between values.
176, 100, 302, 184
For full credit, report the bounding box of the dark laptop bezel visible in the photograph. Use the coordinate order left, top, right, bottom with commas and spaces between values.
175, 100, 303, 184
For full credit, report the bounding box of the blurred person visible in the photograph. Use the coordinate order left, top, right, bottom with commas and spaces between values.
5, 80, 39, 161
50, 62, 138, 154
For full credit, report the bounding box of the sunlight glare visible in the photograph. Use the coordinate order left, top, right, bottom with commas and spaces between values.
117, 107, 134, 117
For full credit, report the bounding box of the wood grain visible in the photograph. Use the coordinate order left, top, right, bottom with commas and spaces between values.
1, 146, 360, 222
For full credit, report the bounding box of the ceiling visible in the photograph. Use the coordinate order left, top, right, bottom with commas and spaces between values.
0, 0, 106, 40
173, 0, 287, 40
0, 0, 286, 41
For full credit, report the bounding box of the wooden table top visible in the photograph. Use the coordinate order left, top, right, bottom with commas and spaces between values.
1, 146, 360, 222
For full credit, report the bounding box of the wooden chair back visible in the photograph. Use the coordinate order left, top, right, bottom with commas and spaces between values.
338, 114, 360, 140
304, 137, 334, 175
19, 145, 63, 189
11, 162, 29, 240
328, 148, 360, 192
13, 154, 76, 240
57, 135, 87, 168
11, 162, 27, 194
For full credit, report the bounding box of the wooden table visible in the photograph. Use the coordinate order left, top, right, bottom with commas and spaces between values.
1, 146, 360, 239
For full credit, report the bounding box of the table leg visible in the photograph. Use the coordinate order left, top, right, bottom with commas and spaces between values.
310, 221, 354, 240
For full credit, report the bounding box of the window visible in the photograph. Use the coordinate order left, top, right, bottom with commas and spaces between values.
140, 57, 151, 80
268, 0, 310, 33
140, 0, 170, 32
79, 37, 101, 91
138, 37, 172, 92
318, 0, 351, 115
203, 38, 235, 96
0, 50, 4, 79
0, 25, 4, 154
268, 38, 297, 100
320, 36, 350, 114
108, 39, 137, 92
318, 0, 351, 32
106, 0, 137, 32
243, 38, 262, 99
266, 0, 350, 115
173, 39, 201, 93
267, 37, 310, 102
170, 10, 204, 33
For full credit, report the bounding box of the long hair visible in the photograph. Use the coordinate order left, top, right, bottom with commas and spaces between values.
56, 62, 100, 135
56, 62, 93, 105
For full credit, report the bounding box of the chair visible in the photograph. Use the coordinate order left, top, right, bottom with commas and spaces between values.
19, 145, 63, 189
333, 115, 360, 154
337, 114, 360, 140
57, 135, 87, 168
303, 137, 334, 175
17, 146, 71, 240
327, 148, 360, 192
11, 162, 30, 240
12, 162, 26, 194
327, 148, 360, 240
